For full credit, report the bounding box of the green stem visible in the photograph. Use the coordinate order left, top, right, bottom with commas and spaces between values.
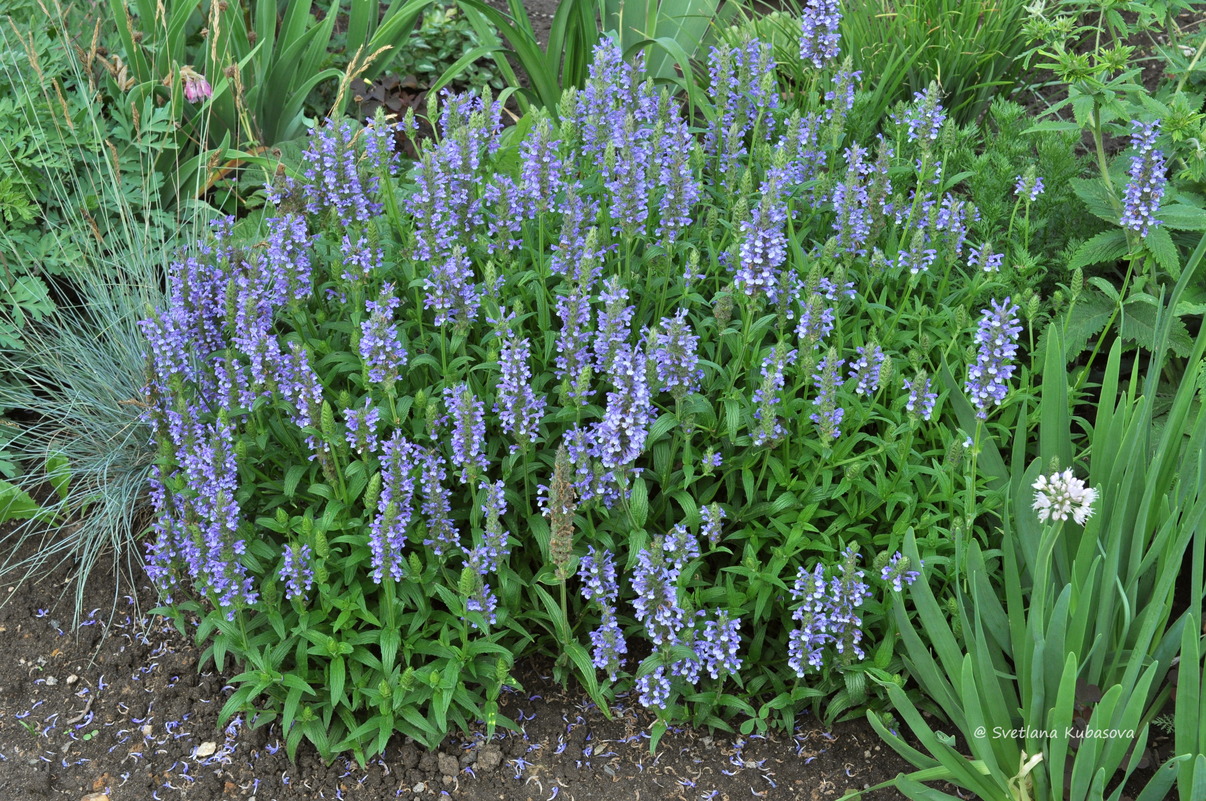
1175, 33, 1206, 95
1072, 253, 1137, 396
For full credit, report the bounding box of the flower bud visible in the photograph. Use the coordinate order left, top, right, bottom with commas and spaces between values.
459, 566, 477, 598
363, 472, 382, 514
260, 577, 278, 607
713, 287, 735, 328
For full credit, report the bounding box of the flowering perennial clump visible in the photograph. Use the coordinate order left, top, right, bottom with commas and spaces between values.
137, 24, 1037, 753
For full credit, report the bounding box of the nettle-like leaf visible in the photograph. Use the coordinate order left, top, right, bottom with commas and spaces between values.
1037, 289, 1115, 364
1119, 293, 1194, 358
1068, 229, 1130, 271
1070, 176, 1122, 226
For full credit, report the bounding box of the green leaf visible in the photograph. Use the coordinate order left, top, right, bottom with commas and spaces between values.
1120, 297, 1193, 357
330, 656, 347, 708
629, 477, 649, 528
284, 464, 307, 499
1143, 226, 1180, 278
1038, 290, 1114, 363
1067, 229, 1129, 271
0, 481, 48, 523
1155, 203, 1206, 230
45, 454, 71, 503
1070, 177, 1122, 225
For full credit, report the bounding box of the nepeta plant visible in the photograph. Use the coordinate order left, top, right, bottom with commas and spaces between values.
141, 24, 1036, 758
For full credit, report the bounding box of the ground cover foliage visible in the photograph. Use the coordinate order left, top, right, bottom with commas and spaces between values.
0, 0, 1204, 798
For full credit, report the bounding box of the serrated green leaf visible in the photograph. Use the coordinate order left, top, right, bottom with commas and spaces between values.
1156, 203, 1206, 230
1087, 276, 1120, 300
1120, 298, 1193, 357
1068, 229, 1129, 271
1070, 177, 1122, 225
1143, 225, 1180, 278
1036, 290, 1115, 363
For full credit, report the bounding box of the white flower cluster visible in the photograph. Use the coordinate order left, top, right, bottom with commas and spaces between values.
1032, 469, 1098, 526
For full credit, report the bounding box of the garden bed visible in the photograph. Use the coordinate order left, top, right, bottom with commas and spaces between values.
0, 527, 921, 801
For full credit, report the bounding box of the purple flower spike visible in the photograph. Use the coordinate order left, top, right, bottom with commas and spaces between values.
965, 297, 1023, 419
1120, 120, 1167, 238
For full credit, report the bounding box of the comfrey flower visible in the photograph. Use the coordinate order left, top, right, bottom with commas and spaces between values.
443, 384, 488, 484
424, 245, 482, 328
663, 523, 701, 573
695, 611, 743, 680
594, 278, 635, 376
637, 665, 672, 710
652, 308, 704, 399
517, 113, 568, 217
796, 293, 836, 350
369, 432, 420, 583
705, 39, 781, 170
968, 242, 1005, 273
831, 142, 877, 255
343, 399, 381, 456
631, 545, 690, 649
965, 298, 1023, 419
594, 343, 655, 469
700, 502, 726, 546
1033, 469, 1098, 526
735, 170, 790, 303
799, 0, 842, 69
1120, 120, 1167, 238
579, 546, 619, 604
359, 284, 407, 394
849, 344, 885, 396
263, 213, 314, 303
894, 86, 946, 143
419, 448, 459, 559
553, 287, 594, 402
282, 117, 386, 225
787, 548, 871, 676
579, 546, 627, 681
340, 233, 382, 283
180, 65, 212, 103
880, 552, 920, 592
